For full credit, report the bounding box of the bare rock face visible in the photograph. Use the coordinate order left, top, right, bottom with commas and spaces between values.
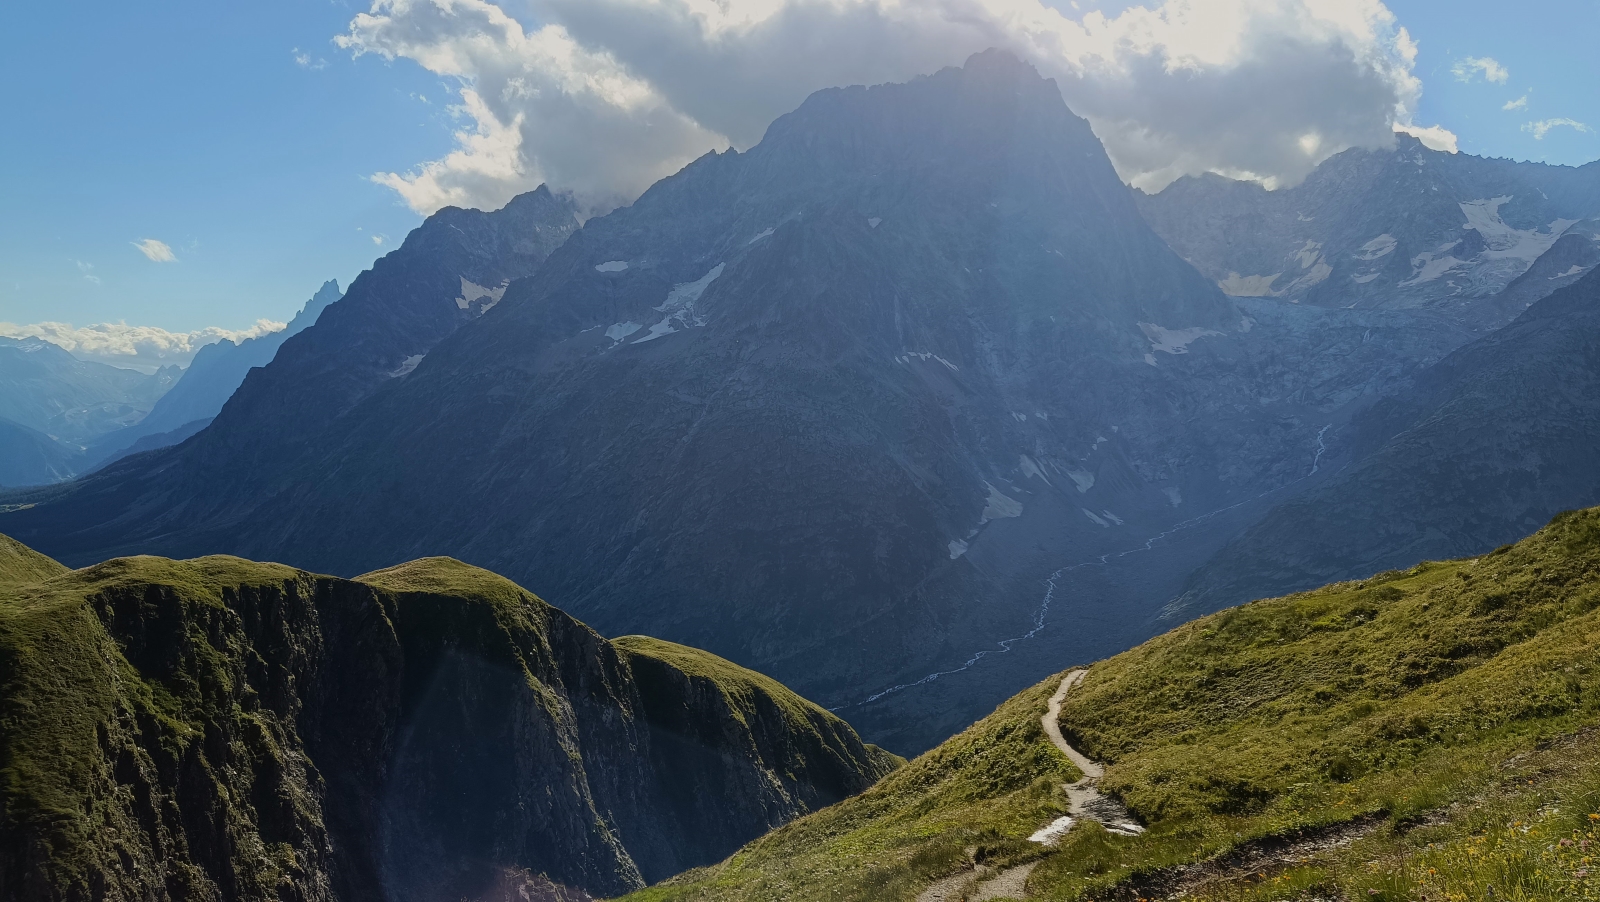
0, 549, 897, 901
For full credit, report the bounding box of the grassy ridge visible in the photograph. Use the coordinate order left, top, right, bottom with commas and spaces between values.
0, 549, 904, 899
0, 533, 66, 589
629, 508, 1600, 901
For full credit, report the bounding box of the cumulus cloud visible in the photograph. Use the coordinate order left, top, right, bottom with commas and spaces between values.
132, 238, 177, 262
340, 0, 1440, 209
1452, 55, 1508, 84
1503, 94, 1528, 111
1523, 118, 1590, 140
0, 319, 286, 370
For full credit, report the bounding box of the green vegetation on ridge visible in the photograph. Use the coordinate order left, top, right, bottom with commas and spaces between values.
631, 508, 1600, 901
0, 548, 898, 900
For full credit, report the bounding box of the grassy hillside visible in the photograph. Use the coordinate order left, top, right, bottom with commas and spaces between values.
0, 533, 65, 588
0, 548, 899, 901
629, 507, 1600, 901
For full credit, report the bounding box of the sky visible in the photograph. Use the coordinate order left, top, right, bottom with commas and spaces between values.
1, 0, 1597, 368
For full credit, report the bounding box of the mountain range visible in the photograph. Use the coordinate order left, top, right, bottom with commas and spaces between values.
1138, 138, 1600, 327
0, 339, 179, 487
5, 51, 1600, 758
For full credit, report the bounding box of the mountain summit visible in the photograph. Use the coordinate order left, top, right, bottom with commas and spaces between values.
4, 52, 1375, 751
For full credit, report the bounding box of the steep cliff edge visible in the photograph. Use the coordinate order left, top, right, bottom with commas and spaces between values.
0, 547, 897, 901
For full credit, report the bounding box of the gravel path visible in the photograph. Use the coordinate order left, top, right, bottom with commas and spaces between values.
915, 668, 1144, 902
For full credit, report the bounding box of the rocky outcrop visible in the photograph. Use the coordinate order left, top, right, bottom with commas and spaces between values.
0, 547, 897, 901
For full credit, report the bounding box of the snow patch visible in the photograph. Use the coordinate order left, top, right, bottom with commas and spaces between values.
867, 217, 882, 229
1013, 412, 1028, 422
1238, 316, 1254, 333
389, 354, 424, 378
1555, 265, 1587, 279
1293, 240, 1324, 269
1029, 816, 1074, 846
1460, 197, 1576, 263
981, 483, 1023, 523
595, 260, 629, 273
1143, 353, 1158, 367
605, 322, 642, 342
1019, 455, 1051, 485
1403, 250, 1468, 286
634, 263, 725, 344
1065, 469, 1094, 493
1163, 487, 1183, 507
948, 539, 969, 560
1218, 272, 1280, 297
747, 228, 774, 245
900, 351, 959, 371
1082, 509, 1110, 528
455, 277, 507, 312
1139, 322, 1223, 355
1100, 509, 1124, 525
1356, 234, 1397, 260
1352, 272, 1381, 284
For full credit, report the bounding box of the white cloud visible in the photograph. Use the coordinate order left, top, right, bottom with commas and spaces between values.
294, 47, 329, 70
372, 234, 387, 245
132, 238, 177, 262
0, 319, 286, 370
1452, 56, 1508, 84
1394, 122, 1458, 153
1503, 94, 1528, 111
340, 0, 1433, 209
74, 261, 101, 285
1523, 118, 1590, 140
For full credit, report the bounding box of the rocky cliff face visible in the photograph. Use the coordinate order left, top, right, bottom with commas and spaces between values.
0, 546, 896, 901
1138, 138, 1600, 326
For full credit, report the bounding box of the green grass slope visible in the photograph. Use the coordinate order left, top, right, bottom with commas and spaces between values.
0, 533, 66, 589
631, 507, 1600, 901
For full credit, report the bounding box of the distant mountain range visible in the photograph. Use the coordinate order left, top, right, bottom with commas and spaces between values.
0, 338, 179, 486
6, 52, 1600, 758
83, 279, 344, 468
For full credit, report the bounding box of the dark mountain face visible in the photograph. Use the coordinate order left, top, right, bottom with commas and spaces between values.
85, 280, 346, 467
1179, 266, 1600, 613
1138, 138, 1600, 327
0, 546, 896, 901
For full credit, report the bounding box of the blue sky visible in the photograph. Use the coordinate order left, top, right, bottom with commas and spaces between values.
1, 0, 1596, 349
